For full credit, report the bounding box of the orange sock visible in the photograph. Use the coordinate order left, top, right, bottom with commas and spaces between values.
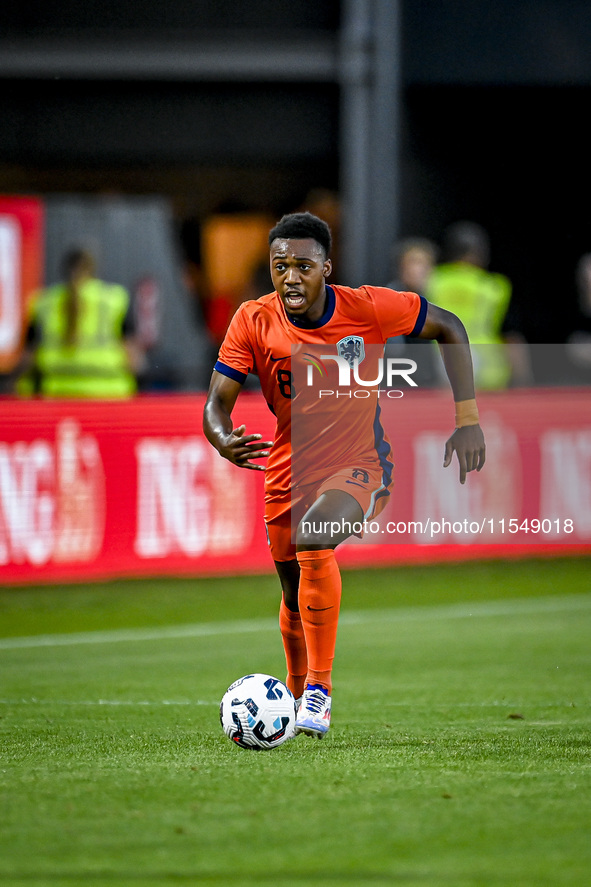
296, 549, 342, 695
279, 598, 308, 699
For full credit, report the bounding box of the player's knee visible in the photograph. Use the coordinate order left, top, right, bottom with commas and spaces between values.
275, 559, 300, 609
296, 519, 336, 550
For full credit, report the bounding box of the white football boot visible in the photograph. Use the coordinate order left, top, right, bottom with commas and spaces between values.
294, 685, 332, 738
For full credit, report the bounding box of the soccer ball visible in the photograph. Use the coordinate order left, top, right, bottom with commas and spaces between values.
220, 673, 296, 750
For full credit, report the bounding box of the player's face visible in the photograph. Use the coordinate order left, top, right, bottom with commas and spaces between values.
270, 238, 332, 321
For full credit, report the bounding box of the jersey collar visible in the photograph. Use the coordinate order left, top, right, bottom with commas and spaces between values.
283, 284, 336, 329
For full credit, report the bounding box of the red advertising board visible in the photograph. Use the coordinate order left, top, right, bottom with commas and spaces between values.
0, 390, 589, 585
332, 386, 591, 566
0, 196, 44, 372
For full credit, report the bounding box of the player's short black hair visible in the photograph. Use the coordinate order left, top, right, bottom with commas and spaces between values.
268, 212, 332, 258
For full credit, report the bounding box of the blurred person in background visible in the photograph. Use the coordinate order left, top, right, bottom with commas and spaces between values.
16, 247, 142, 398
389, 236, 438, 296
427, 221, 532, 389
385, 237, 440, 387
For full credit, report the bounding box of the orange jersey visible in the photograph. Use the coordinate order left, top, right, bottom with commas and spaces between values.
215, 284, 426, 499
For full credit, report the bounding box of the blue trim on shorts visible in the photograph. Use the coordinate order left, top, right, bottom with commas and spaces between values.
372, 402, 394, 494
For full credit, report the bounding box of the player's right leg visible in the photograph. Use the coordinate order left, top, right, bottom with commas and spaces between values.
275, 558, 308, 702
292, 488, 364, 737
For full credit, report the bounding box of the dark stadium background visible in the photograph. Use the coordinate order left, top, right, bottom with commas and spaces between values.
1, 0, 589, 343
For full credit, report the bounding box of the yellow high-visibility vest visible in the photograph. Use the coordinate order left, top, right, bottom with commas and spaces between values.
21, 278, 136, 398
427, 262, 512, 390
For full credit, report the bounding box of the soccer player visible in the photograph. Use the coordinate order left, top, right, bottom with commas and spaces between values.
203, 212, 485, 738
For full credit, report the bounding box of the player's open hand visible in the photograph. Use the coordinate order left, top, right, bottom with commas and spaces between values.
219, 424, 273, 471
443, 425, 486, 484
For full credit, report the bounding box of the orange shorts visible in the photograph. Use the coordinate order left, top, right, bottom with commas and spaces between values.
264, 465, 391, 562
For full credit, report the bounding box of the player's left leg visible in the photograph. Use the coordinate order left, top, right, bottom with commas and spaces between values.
296, 488, 362, 691
294, 489, 363, 737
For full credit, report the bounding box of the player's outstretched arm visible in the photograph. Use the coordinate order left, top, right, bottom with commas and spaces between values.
418, 303, 486, 484
203, 370, 273, 471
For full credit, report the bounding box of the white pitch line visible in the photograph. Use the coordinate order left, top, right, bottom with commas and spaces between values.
0, 698, 215, 706
0, 616, 278, 650
0, 593, 590, 652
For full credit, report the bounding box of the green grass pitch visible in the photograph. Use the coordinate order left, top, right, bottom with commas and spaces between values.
1, 556, 590, 887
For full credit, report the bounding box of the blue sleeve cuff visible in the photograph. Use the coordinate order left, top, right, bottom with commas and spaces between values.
214, 360, 248, 385
408, 295, 428, 337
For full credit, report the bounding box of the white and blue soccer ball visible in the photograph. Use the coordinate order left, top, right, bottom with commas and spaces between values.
220, 673, 296, 750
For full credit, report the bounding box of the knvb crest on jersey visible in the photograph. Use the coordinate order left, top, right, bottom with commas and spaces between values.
337, 335, 365, 367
